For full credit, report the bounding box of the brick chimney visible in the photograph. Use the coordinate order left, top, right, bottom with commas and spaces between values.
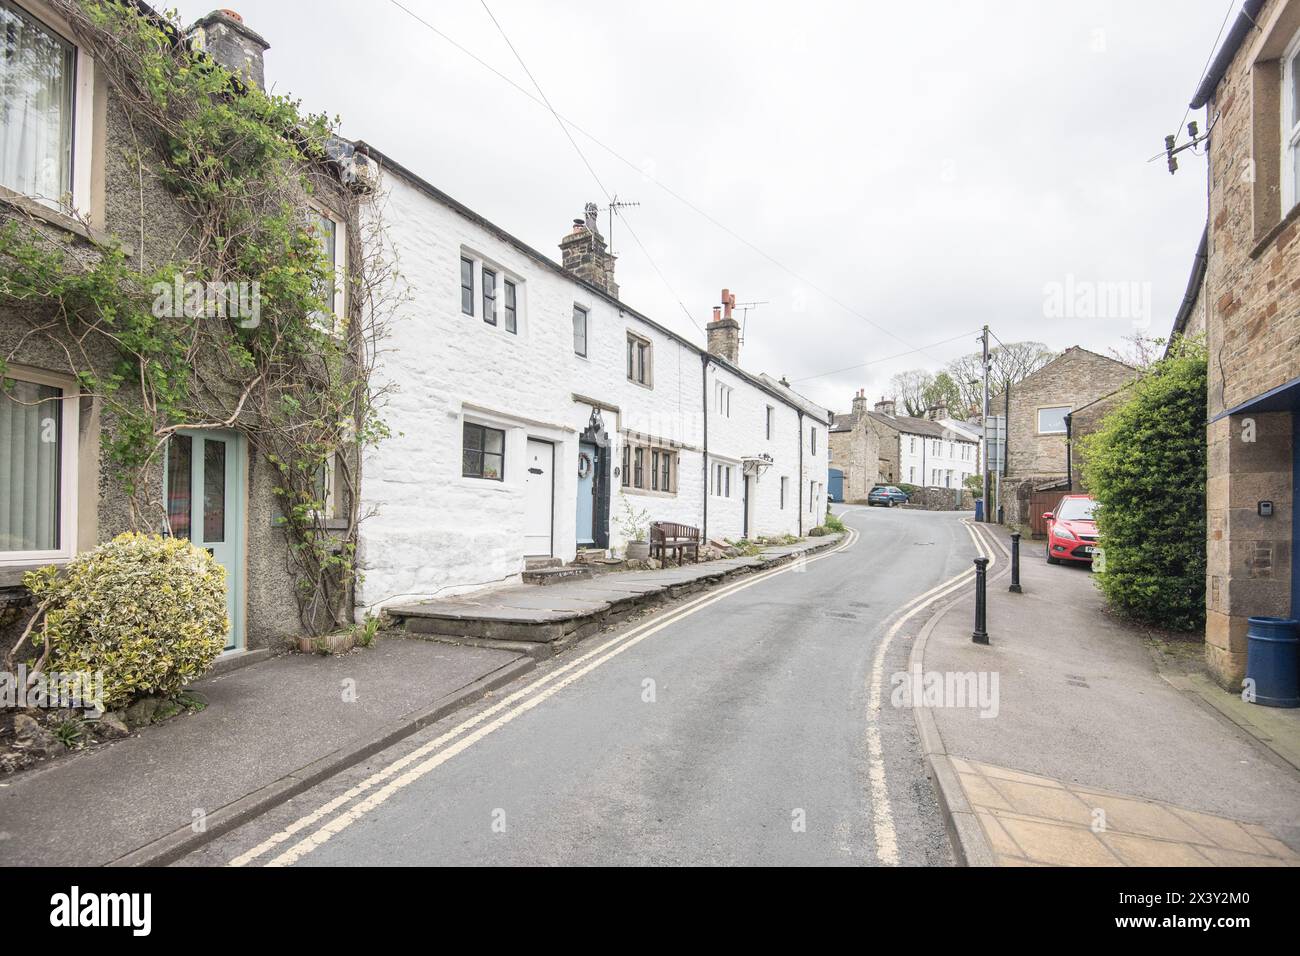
927, 402, 948, 421
559, 202, 618, 297
188, 10, 270, 89
706, 288, 741, 364
851, 389, 869, 419
874, 397, 896, 417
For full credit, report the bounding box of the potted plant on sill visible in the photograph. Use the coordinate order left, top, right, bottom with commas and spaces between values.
616, 498, 652, 561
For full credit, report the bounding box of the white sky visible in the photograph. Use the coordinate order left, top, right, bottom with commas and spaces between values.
173, 0, 1229, 412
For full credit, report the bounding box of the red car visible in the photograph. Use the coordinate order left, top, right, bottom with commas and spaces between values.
1043, 495, 1100, 564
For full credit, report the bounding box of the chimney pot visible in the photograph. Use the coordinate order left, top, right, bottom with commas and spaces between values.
705, 289, 741, 364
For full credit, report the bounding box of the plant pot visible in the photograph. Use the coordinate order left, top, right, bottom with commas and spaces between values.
625, 540, 650, 561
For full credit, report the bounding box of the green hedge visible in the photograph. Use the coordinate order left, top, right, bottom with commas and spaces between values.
1080, 340, 1206, 630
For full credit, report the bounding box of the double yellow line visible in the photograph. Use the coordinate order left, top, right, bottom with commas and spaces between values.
231, 526, 861, 867
862, 517, 1001, 865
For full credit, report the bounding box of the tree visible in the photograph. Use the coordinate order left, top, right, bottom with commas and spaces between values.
887, 369, 933, 417
946, 341, 1056, 413
1108, 332, 1165, 369
1079, 339, 1207, 630
923, 371, 962, 416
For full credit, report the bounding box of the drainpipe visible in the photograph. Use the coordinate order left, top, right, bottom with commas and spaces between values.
1064, 411, 1073, 490
798, 410, 805, 535
701, 353, 709, 540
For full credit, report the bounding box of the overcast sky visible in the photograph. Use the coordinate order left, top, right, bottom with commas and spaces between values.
173, 0, 1228, 412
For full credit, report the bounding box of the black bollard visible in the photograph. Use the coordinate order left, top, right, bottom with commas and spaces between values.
972, 556, 990, 644
1009, 532, 1022, 593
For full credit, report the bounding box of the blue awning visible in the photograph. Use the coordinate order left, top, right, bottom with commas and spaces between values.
1209, 375, 1300, 423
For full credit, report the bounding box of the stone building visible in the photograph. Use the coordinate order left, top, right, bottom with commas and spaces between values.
992, 346, 1137, 526
350, 141, 829, 613
829, 392, 883, 502
1185, 0, 1300, 688
829, 395, 979, 502
0, 5, 364, 657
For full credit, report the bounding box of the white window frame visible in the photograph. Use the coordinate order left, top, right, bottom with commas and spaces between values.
572, 303, 588, 357
312, 451, 348, 522
627, 331, 653, 387
0, 364, 79, 566
711, 461, 734, 498
1036, 404, 1071, 435
714, 381, 732, 417
1282, 27, 1300, 213
307, 202, 346, 336
0, 0, 95, 217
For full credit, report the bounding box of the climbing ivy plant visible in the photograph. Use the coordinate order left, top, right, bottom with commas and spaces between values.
0, 0, 395, 633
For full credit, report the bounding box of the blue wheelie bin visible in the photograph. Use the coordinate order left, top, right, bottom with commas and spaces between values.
1246, 616, 1300, 708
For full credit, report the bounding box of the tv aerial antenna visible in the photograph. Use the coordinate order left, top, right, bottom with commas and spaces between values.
601, 196, 640, 254
736, 300, 768, 343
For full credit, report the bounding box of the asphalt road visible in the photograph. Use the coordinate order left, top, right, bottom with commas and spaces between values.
181, 505, 979, 867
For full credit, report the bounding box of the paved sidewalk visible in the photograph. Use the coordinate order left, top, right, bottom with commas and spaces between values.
915, 525, 1300, 867
389, 535, 843, 644
0, 638, 529, 866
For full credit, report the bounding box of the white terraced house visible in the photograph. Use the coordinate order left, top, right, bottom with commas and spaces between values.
350, 147, 829, 614
897, 414, 982, 490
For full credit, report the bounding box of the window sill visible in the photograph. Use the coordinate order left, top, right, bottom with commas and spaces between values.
460, 476, 514, 492
0, 560, 69, 588
627, 378, 654, 391
0, 190, 132, 257
623, 486, 677, 499
1249, 201, 1300, 260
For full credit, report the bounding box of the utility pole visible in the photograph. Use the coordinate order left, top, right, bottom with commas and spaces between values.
981, 325, 991, 523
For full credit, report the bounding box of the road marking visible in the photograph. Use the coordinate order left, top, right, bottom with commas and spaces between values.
230, 527, 860, 867
862, 516, 996, 865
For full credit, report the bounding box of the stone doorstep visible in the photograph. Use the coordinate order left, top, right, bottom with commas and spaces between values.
388, 536, 841, 645
521, 566, 594, 586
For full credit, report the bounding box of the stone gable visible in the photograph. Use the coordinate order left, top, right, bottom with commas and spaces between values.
994, 347, 1137, 480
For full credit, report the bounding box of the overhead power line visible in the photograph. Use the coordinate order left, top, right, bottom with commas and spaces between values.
476, 0, 701, 333
791, 329, 982, 383
1169, 0, 1238, 152
387, 0, 936, 360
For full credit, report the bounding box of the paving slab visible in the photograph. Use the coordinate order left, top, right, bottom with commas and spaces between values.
0, 637, 524, 866
388, 535, 842, 641
960, 758, 1299, 867
914, 523, 1300, 866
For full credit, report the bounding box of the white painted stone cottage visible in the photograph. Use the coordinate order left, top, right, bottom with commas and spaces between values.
351, 145, 829, 614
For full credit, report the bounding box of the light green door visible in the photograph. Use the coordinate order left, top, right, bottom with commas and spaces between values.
164, 429, 245, 651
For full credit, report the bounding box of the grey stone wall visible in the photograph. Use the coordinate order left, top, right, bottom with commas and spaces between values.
904, 486, 975, 512
2, 69, 356, 655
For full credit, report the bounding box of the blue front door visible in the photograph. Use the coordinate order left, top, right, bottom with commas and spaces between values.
165, 429, 244, 651
576, 442, 596, 546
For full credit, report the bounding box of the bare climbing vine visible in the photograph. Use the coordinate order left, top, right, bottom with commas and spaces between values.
0, 0, 400, 632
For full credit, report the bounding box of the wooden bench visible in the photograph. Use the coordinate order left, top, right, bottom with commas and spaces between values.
650, 521, 700, 565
